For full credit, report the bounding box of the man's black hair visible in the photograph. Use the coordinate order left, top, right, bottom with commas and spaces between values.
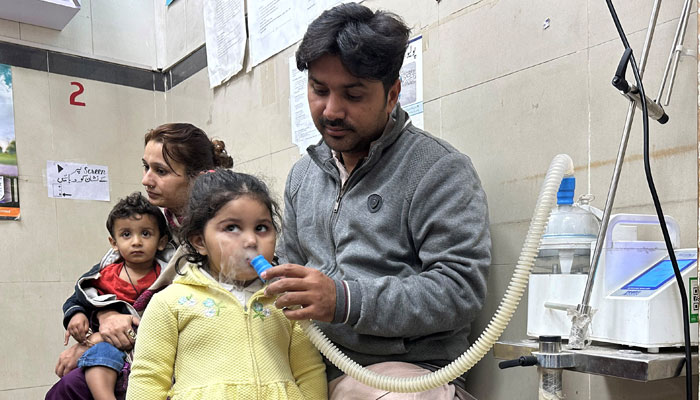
106, 192, 170, 241
296, 3, 410, 93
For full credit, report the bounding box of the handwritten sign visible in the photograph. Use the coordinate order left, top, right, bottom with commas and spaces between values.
69, 82, 86, 106
46, 161, 110, 201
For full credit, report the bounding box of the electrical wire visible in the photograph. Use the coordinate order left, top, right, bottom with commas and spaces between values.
605, 2, 693, 399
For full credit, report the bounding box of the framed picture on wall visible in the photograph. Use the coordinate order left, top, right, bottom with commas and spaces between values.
0, 64, 19, 221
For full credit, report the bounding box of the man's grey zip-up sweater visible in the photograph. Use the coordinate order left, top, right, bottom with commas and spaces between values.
278, 104, 491, 379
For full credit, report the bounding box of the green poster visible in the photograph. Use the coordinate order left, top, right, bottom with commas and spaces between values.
0, 64, 19, 220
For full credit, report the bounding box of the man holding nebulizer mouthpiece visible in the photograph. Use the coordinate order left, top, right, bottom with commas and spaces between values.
264, 3, 491, 399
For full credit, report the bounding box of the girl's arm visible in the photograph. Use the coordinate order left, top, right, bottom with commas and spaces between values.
289, 321, 327, 398
125, 294, 177, 399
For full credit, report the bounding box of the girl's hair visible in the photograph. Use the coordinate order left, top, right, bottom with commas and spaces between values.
144, 123, 234, 177
179, 169, 281, 265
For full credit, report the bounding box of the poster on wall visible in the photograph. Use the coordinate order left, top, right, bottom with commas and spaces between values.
46, 161, 110, 202
289, 55, 320, 154
0, 64, 19, 221
398, 35, 424, 130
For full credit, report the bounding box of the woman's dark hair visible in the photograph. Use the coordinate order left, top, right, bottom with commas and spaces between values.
144, 123, 234, 177
295, 3, 410, 94
178, 169, 281, 265
106, 192, 170, 242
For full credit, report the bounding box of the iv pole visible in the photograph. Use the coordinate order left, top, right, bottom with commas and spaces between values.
568, 4, 695, 399
568, 0, 663, 348
570, 0, 693, 348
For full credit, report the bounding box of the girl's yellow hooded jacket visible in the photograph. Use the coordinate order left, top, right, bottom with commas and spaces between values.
126, 263, 327, 399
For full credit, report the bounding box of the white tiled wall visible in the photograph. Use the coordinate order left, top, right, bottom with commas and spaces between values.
0, 1, 697, 399
0, 66, 164, 394
0, 0, 158, 68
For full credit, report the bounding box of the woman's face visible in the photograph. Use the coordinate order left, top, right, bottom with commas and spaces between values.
141, 140, 191, 215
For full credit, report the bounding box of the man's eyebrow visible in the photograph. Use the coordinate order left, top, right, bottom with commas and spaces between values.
309, 75, 366, 89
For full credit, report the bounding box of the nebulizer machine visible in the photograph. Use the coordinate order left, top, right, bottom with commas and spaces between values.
527, 177, 698, 350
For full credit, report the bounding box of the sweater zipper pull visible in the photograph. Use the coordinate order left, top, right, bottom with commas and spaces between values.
333, 192, 342, 213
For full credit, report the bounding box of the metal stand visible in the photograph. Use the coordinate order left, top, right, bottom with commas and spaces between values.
569, 0, 693, 349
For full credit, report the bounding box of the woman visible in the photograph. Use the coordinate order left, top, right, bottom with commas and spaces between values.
46, 123, 233, 400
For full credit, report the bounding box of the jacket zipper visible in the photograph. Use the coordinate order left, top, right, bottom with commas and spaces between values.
214, 284, 261, 394
333, 187, 343, 213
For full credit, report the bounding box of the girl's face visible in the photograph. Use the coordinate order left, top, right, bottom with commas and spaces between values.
141, 141, 192, 215
191, 195, 276, 283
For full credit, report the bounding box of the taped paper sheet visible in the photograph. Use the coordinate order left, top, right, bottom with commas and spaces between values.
47, 161, 110, 201
203, 0, 246, 88
289, 55, 320, 154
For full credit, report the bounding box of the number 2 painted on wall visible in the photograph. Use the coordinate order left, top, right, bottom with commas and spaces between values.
70, 82, 86, 106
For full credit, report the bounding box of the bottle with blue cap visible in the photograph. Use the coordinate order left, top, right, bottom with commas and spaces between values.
535, 176, 601, 274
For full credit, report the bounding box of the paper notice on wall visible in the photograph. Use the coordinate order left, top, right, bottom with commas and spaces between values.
203, 0, 246, 88
248, 0, 298, 68
289, 56, 320, 154
47, 161, 110, 201
248, 0, 362, 69
399, 36, 424, 129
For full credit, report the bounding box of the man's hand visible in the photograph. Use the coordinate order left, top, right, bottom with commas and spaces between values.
96, 310, 140, 350
64, 313, 89, 345
263, 263, 336, 322
54, 342, 87, 378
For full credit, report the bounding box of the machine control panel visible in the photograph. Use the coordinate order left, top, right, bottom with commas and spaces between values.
611, 251, 697, 298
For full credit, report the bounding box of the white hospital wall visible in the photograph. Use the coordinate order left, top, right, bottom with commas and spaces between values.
0, 68, 165, 398
0, 0, 697, 399
0, 0, 158, 68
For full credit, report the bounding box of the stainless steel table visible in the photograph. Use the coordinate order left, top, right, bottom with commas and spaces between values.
494, 340, 698, 381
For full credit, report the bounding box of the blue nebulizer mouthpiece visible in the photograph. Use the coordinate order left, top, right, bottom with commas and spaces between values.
251, 255, 274, 282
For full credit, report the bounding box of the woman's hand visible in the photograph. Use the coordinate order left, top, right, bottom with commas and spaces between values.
96, 310, 140, 350
64, 313, 89, 345
54, 343, 87, 378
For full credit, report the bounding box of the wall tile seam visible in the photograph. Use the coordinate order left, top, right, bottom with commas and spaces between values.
611, 198, 698, 208
496, 147, 697, 186
490, 219, 539, 227
426, 49, 581, 103
433, 0, 500, 28
422, 13, 696, 104
237, 146, 299, 165
587, 13, 698, 50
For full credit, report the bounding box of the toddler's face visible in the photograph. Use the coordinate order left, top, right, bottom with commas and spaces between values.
194, 195, 276, 283
109, 214, 166, 270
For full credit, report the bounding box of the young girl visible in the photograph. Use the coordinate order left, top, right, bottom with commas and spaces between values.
126, 169, 327, 399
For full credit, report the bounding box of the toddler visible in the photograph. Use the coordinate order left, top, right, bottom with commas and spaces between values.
62, 192, 169, 400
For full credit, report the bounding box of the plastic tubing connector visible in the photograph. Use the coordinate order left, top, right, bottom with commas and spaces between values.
297, 154, 575, 393
251, 255, 274, 282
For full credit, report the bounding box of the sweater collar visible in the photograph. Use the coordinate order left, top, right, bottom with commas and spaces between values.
307, 103, 410, 176
174, 263, 214, 287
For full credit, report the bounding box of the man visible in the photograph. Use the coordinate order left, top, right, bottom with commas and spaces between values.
264, 3, 491, 399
